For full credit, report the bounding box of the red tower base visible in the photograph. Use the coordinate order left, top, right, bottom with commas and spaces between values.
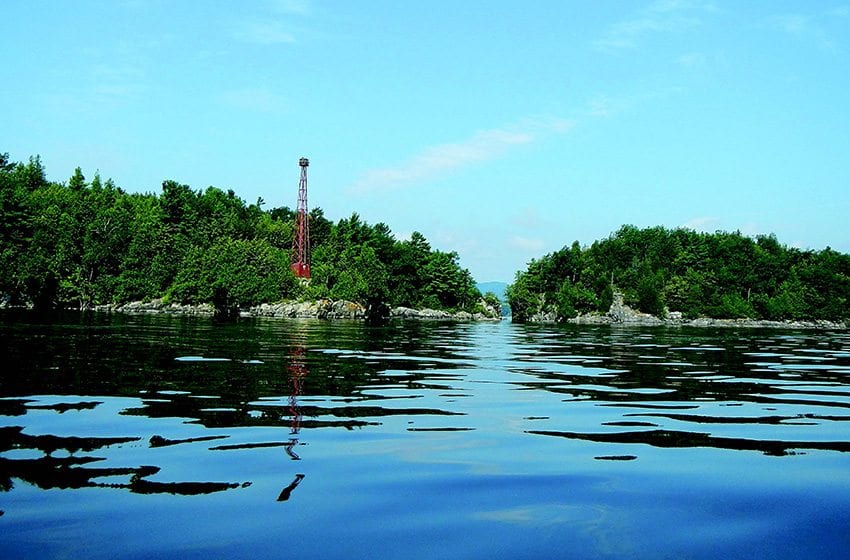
291, 262, 311, 278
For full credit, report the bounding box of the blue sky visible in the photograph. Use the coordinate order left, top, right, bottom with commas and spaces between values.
3, 1, 849, 282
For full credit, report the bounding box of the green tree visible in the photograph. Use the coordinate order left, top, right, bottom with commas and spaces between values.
68, 167, 86, 191
423, 250, 478, 310
509, 224, 850, 323
636, 267, 665, 317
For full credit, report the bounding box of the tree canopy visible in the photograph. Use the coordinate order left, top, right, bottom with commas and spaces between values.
0, 152, 483, 316
508, 225, 850, 323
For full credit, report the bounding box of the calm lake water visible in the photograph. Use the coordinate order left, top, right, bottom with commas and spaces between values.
2, 311, 850, 559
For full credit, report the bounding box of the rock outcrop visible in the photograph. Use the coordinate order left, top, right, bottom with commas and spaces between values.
550, 291, 848, 330
390, 306, 499, 321
97, 298, 501, 322
605, 292, 664, 326
81, 294, 850, 329
248, 299, 366, 319
100, 299, 215, 316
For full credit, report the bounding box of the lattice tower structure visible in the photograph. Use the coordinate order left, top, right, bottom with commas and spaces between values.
290, 157, 311, 278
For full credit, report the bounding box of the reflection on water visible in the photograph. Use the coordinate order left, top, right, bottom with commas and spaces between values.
512, 327, 850, 456
281, 333, 306, 499
285, 340, 307, 461
0, 425, 246, 496
2, 310, 850, 559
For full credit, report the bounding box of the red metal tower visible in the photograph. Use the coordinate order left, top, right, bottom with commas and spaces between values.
290, 157, 311, 279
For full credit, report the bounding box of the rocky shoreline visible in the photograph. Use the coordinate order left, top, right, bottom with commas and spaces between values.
13, 296, 846, 329
94, 298, 502, 322
528, 293, 848, 330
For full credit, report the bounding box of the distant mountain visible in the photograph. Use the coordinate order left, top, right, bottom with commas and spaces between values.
477, 281, 508, 302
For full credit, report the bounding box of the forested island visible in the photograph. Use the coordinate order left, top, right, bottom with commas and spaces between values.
4, 152, 848, 328
0, 153, 500, 320
508, 225, 850, 327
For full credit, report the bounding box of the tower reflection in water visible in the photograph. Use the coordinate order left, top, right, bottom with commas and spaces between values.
278, 341, 307, 502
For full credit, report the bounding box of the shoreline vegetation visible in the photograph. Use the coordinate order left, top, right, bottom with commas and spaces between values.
508, 225, 850, 329
0, 152, 500, 321
3, 152, 848, 329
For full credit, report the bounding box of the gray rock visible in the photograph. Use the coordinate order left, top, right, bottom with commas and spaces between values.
524, 290, 847, 330
387, 305, 499, 321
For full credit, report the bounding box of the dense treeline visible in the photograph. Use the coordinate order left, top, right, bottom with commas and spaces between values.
0, 152, 490, 316
508, 224, 850, 323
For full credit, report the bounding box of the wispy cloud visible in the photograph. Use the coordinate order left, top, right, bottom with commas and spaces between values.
683, 217, 774, 238
764, 10, 843, 53
510, 207, 545, 230
682, 216, 719, 231
433, 230, 482, 254
232, 20, 297, 44
771, 14, 810, 36
231, 0, 311, 45
675, 52, 707, 68
347, 117, 573, 194
268, 0, 311, 15
584, 86, 685, 119
507, 235, 545, 253
218, 87, 288, 114
595, 0, 716, 51
586, 96, 629, 117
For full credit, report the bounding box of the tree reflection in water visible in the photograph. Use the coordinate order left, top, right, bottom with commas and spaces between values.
0, 426, 247, 496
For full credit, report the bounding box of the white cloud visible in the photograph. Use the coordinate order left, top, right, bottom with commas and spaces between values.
774, 14, 810, 35
587, 96, 623, 117
433, 230, 481, 254
766, 13, 839, 52
682, 216, 719, 231
595, 0, 715, 50
510, 207, 544, 230
508, 235, 545, 253
232, 19, 296, 45
218, 88, 288, 114
585, 87, 685, 119
675, 52, 706, 67
231, 1, 311, 45
739, 222, 761, 237
269, 0, 311, 15
347, 117, 573, 194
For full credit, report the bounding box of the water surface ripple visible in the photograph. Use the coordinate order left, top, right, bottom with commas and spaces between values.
1, 311, 850, 559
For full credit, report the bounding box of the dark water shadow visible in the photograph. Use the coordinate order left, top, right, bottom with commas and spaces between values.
0, 426, 248, 496
527, 428, 850, 456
